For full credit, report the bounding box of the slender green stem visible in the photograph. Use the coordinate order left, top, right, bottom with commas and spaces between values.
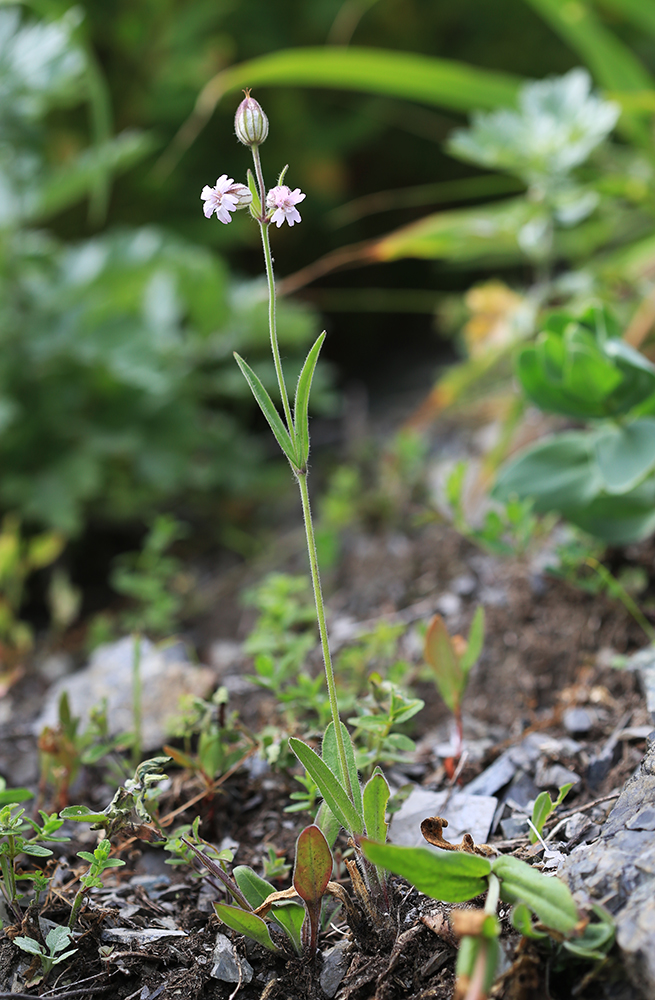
297, 472, 354, 802
251, 145, 294, 437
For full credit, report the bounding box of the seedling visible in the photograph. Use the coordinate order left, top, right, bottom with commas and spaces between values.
529, 782, 573, 844
262, 845, 292, 883
424, 607, 484, 762
0, 804, 66, 921
13, 925, 77, 983
68, 838, 126, 928
347, 674, 424, 775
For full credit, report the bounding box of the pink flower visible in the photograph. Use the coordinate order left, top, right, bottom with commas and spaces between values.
266, 185, 306, 228
201, 175, 251, 224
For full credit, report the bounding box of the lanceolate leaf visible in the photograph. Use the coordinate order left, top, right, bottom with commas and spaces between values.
214, 902, 279, 952
321, 721, 363, 820
424, 614, 463, 714
360, 839, 491, 902
294, 331, 326, 471
289, 737, 364, 835
233, 352, 298, 467
362, 768, 390, 844
459, 605, 485, 675
293, 825, 333, 904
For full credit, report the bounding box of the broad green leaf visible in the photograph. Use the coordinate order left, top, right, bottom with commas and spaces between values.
316, 800, 341, 848
293, 824, 333, 904
233, 865, 304, 954
459, 605, 485, 675
493, 432, 603, 512
492, 855, 579, 935
360, 840, 491, 902
214, 902, 279, 952
562, 476, 655, 543
58, 805, 108, 823
289, 737, 364, 835
0, 788, 33, 806
233, 353, 298, 467
424, 614, 463, 714
293, 332, 326, 470
13, 936, 43, 956
363, 769, 390, 844
593, 419, 655, 494
321, 721, 363, 820
21, 843, 53, 857
523, 0, 653, 95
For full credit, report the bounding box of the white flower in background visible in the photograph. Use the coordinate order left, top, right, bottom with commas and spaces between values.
201, 175, 251, 224
266, 185, 306, 227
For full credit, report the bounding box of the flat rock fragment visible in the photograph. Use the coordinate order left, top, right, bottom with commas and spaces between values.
559, 734, 655, 998
210, 932, 253, 983
388, 787, 497, 847
36, 636, 214, 749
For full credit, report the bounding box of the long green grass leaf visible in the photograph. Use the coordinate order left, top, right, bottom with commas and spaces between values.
234, 353, 298, 467
294, 332, 326, 471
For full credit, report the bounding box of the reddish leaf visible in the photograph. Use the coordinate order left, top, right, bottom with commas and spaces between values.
293, 824, 333, 904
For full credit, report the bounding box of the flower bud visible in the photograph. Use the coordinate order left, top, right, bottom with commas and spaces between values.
234, 90, 269, 147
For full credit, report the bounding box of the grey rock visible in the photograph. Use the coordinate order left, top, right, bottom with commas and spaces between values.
563, 707, 594, 735
389, 787, 497, 848
211, 932, 253, 983
320, 939, 352, 997
535, 761, 581, 790
101, 927, 187, 945
559, 736, 655, 997
464, 750, 517, 797
500, 816, 529, 839
35, 636, 214, 750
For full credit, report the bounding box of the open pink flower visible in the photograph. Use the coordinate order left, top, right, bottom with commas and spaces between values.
201, 175, 251, 224
266, 185, 306, 227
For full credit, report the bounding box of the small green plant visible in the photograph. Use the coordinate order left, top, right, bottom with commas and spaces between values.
0, 804, 68, 922
262, 845, 292, 883
494, 304, 655, 544
164, 687, 256, 792
61, 756, 171, 837
347, 674, 424, 775
13, 925, 77, 983
68, 838, 126, 928
530, 783, 573, 845
360, 837, 615, 994
423, 607, 485, 762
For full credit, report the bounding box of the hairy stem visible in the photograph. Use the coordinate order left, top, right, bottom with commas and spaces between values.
297, 472, 353, 801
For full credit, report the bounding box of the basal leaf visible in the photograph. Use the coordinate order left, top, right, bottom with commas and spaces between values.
214, 902, 279, 952
360, 840, 491, 902
233, 865, 304, 954
233, 353, 298, 467
362, 769, 390, 844
321, 721, 363, 820
289, 737, 363, 835
293, 824, 333, 904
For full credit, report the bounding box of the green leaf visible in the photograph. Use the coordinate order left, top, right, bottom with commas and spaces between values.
233, 353, 298, 467
530, 792, 555, 843
321, 722, 363, 821
233, 865, 304, 954
492, 855, 579, 935
459, 605, 485, 675
214, 902, 279, 952
197, 47, 522, 116
511, 902, 548, 939
293, 824, 333, 904
523, 0, 653, 92
316, 800, 342, 849
589, 0, 655, 38
593, 419, 655, 493
13, 936, 44, 956
293, 331, 326, 471
289, 738, 364, 835
363, 769, 390, 844
493, 432, 603, 512
21, 843, 53, 857
59, 805, 108, 823
0, 788, 33, 806
246, 169, 262, 217
424, 614, 464, 714
360, 840, 491, 902
559, 475, 655, 543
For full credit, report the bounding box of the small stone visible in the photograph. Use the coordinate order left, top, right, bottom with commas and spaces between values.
211, 933, 253, 984
320, 939, 351, 998
389, 787, 497, 848
500, 816, 529, 839
535, 761, 581, 790
101, 927, 187, 945
435, 593, 461, 617
563, 707, 594, 735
